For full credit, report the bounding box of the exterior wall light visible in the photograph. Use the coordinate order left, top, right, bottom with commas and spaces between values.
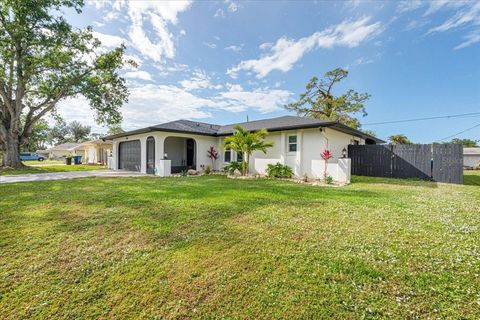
342, 147, 347, 158
164, 153, 168, 159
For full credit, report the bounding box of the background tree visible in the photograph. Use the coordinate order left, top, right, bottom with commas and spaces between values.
286, 68, 370, 129
107, 124, 125, 135
389, 134, 412, 145
47, 118, 70, 145
224, 126, 273, 175
21, 118, 49, 151
450, 138, 478, 147
363, 129, 377, 137
68, 120, 90, 143
0, 0, 129, 168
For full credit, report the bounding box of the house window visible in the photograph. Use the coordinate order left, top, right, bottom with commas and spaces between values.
236, 152, 243, 162
224, 150, 231, 162
353, 140, 360, 145
288, 135, 297, 152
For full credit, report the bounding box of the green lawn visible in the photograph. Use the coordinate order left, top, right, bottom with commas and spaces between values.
1, 173, 479, 319
23, 159, 66, 165
0, 164, 105, 175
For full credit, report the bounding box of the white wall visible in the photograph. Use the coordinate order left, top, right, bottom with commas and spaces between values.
464, 155, 480, 168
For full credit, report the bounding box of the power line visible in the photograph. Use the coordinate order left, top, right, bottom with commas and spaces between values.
361, 112, 480, 126
437, 123, 480, 142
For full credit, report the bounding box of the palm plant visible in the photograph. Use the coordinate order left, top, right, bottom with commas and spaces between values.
223, 125, 274, 175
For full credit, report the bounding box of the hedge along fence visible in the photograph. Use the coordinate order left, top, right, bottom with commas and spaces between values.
348, 144, 463, 184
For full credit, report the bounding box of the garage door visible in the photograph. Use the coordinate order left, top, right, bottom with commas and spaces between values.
118, 140, 141, 171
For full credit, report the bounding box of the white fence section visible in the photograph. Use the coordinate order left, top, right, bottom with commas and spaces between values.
311, 158, 351, 183
254, 158, 282, 175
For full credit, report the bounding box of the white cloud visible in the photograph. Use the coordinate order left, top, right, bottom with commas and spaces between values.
92, 31, 127, 48
228, 17, 382, 78
214, 8, 225, 18
455, 31, 480, 50
214, 0, 240, 18
355, 57, 373, 66
98, 1, 192, 63
179, 70, 222, 91
203, 42, 217, 49
259, 42, 273, 50
124, 70, 153, 81
216, 86, 292, 113
121, 84, 216, 129
428, 2, 480, 34
395, 1, 480, 49
225, 44, 244, 52
396, 1, 424, 13
58, 83, 292, 130
226, 0, 239, 13
121, 84, 291, 128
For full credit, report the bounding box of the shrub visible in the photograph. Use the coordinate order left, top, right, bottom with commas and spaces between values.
204, 165, 212, 175
223, 161, 242, 175
326, 175, 333, 184
266, 162, 293, 178
180, 169, 188, 177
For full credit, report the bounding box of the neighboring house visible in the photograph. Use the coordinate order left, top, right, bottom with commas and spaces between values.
464, 147, 480, 169
104, 116, 384, 179
74, 139, 113, 165
42, 142, 85, 159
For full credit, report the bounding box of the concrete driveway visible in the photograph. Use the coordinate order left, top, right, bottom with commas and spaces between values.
0, 170, 147, 184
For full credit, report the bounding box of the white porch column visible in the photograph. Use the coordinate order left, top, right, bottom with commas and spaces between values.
140, 137, 147, 174
112, 141, 119, 170
280, 132, 286, 164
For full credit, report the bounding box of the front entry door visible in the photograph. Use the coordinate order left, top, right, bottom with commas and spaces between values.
146, 136, 155, 174
186, 138, 195, 169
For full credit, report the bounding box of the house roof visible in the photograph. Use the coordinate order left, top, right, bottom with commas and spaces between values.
46, 142, 84, 151
74, 139, 113, 149
464, 147, 480, 155
103, 115, 385, 143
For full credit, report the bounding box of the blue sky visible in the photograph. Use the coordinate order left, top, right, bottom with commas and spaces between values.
59, 0, 480, 143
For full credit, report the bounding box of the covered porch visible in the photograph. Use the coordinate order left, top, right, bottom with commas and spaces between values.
112, 132, 218, 176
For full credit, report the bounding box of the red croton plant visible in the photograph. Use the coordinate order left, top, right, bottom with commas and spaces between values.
207, 146, 219, 170
321, 149, 333, 181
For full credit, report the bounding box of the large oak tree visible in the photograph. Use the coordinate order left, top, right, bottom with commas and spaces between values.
0, 0, 129, 167
286, 68, 370, 129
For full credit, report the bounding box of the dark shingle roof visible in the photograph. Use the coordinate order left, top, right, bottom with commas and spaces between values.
152, 120, 220, 135
103, 116, 384, 143
216, 116, 330, 135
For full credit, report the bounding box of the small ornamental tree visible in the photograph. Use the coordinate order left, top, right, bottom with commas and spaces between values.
223, 125, 274, 175
321, 149, 333, 181
207, 146, 219, 170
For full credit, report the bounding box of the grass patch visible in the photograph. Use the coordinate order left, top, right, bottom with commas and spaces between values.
23, 159, 66, 165
0, 164, 105, 175
0, 175, 479, 318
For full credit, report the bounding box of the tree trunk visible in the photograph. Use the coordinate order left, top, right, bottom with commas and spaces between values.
3, 134, 23, 168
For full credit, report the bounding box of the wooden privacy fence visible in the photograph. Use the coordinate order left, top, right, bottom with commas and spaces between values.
348, 144, 463, 184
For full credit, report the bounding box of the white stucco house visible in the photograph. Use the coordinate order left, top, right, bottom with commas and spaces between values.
40, 142, 85, 159
464, 147, 480, 169
103, 116, 383, 182
73, 139, 113, 165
